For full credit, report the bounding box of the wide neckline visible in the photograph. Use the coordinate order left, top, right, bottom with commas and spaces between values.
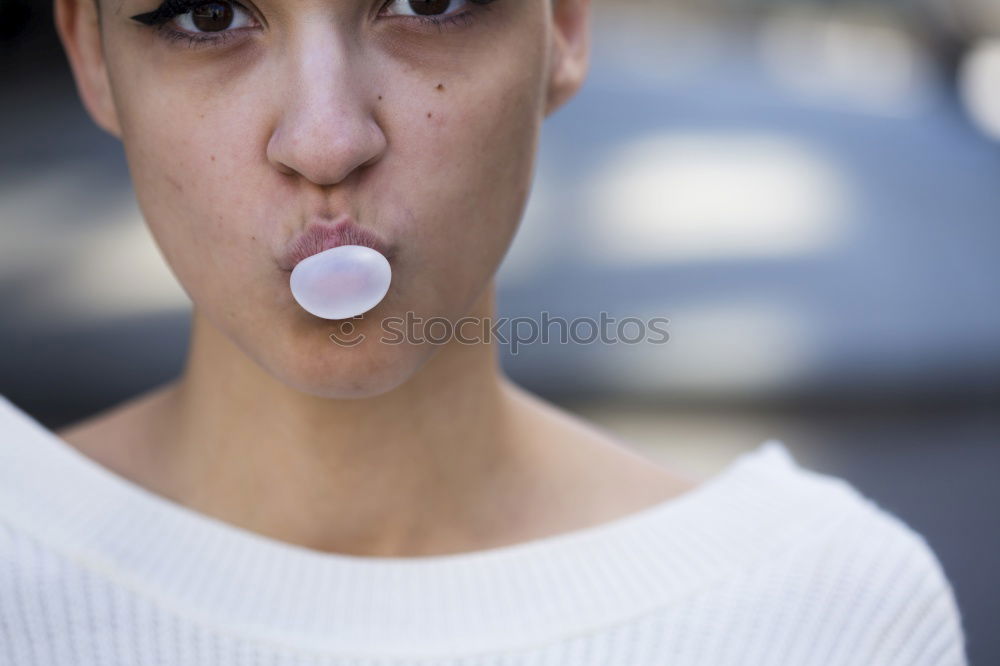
0, 393, 843, 658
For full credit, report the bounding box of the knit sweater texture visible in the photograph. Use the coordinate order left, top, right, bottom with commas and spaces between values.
0, 394, 966, 665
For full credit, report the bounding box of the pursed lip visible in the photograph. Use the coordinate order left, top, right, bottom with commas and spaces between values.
278, 216, 395, 272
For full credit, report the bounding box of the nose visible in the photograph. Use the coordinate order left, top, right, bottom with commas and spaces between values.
266, 27, 387, 187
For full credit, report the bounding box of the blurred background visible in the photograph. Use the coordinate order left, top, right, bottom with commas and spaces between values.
2, 0, 998, 661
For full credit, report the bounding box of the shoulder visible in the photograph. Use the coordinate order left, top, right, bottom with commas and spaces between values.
734, 443, 968, 665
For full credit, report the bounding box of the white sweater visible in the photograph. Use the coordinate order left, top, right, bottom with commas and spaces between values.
0, 394, 966, 665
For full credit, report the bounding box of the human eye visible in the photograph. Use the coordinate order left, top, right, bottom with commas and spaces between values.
130, 0, 260, 49
379, 0, 498, 31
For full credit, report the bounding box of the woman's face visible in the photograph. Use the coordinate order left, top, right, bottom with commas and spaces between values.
60, 0, 587, 397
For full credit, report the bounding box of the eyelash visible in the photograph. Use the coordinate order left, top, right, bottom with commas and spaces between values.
132, 0, 495, 50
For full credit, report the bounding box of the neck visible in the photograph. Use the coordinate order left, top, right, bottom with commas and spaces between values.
155, 285, 535, 557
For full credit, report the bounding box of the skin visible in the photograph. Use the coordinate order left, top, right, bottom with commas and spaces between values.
52, 0, 694, 557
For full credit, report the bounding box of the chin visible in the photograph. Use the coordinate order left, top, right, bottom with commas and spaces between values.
265, 337, 426, 400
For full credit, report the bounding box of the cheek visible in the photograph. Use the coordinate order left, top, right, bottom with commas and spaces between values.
121, 91, 265, 305
389, 59, 544, 295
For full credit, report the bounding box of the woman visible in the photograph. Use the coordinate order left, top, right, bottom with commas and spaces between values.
0, 0, 966, 663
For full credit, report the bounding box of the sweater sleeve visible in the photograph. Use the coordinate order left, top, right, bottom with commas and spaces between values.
843, 502, 967, 666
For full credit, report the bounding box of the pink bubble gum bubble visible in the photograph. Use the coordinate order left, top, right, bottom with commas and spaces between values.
289, 245, 392, 320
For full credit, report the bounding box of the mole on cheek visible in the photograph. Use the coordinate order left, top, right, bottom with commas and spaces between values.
436, 83, 445, 92
427, 112, 432, 118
